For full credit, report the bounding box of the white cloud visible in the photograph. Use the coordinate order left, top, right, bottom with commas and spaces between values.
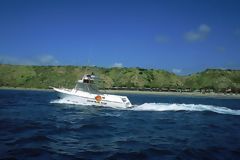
0, 54, 59, 65
0, 55, 33, 65
185, 32, 202, 41
112, 62, 123, 68
155, 35, 169, 43
216, 47, 225, 53
199, 24, 211, 32
172, 68, 182, 74
37, 55, 59, 65
184, 24, 211, 42
0, 55, 19, 64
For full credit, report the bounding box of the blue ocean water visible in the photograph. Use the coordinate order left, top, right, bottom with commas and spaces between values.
0, 89, 240, 160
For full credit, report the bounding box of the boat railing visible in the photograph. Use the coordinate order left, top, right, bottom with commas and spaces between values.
59, 87, 71, 92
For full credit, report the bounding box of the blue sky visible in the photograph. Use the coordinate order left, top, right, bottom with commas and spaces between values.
0, 0, 240, 74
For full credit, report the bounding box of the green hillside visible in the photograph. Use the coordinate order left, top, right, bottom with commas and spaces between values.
0, 64, 240, 93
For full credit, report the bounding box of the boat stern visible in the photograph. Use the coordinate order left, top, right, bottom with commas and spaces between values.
120, 96, 133, 108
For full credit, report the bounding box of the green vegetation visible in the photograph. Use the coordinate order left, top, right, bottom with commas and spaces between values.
1, 64, 240, 93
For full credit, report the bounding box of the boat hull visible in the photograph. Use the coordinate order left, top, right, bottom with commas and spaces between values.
53, 87, 132, 108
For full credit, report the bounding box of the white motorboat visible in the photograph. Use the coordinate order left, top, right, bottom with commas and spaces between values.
52, 74, 132, 108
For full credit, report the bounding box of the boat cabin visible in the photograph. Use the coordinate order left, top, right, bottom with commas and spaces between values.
74, 74, 100, 94
83, 74, 94, 83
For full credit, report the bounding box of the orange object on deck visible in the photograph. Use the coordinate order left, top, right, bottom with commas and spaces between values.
95, 95, 102, 102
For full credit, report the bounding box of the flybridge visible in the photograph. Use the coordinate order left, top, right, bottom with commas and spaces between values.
78, 74, 96, 83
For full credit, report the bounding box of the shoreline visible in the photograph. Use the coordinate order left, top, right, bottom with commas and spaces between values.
0, 87, 52, 92
103, 90, 240, 99
1, 87, 240, 99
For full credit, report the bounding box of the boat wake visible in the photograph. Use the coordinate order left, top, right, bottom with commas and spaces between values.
51, 98, 240, 116
133, 103, 240, 116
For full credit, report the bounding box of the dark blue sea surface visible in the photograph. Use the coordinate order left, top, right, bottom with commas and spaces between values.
0, 89, 240, 160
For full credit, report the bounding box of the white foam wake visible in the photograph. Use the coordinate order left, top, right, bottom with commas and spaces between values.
132, 103, 240, 115
50, 98, 92, 106
51, 98, 240, 116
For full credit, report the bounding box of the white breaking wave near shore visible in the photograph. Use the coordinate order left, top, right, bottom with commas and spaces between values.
132, 103, 240, 115
51, 98, 240, 116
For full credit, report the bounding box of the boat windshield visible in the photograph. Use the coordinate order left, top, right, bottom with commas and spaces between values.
74, 82, 100, 94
